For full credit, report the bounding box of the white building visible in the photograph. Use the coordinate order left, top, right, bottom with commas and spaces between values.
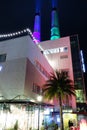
0, 35, 53, 101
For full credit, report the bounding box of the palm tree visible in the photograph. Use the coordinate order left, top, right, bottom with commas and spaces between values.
42, 70, 76, 130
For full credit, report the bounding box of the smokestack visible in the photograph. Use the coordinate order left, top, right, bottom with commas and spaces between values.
50, 8, 60, 40
33, 12, 41, 43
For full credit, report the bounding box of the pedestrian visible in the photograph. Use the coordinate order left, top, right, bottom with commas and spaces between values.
68, 120, 73, 128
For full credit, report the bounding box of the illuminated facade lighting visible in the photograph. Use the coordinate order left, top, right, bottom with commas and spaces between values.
0, 66, 2, 71
80, 50, 86, 72
43, 46, 68, 55
0, 28, 39, 44
33, 13, 41, 43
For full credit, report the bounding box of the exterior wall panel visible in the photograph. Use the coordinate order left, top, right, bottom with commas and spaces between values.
24, 58, 46, 102
39, 37, 76, 108
0, 58, 26, 99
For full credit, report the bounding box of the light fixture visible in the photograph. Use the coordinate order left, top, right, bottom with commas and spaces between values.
0, 28, 39, 44
37, 95, 43, 130
0, 66, 2, 71
37, 95, 43, 102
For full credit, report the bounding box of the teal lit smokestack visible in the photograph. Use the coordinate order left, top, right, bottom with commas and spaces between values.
50, 8, 60, 40
33, 12, 41, 43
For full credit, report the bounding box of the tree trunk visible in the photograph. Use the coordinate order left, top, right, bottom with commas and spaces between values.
59, 95, 64, 130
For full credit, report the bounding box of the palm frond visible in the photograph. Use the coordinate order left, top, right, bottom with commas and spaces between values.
43, 70, 76, 100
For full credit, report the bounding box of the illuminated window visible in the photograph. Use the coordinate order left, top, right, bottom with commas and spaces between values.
76, 89, 84, 102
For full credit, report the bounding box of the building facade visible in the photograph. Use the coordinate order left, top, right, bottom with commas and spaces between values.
0, 32, 86, 130
39, 35, 86, 109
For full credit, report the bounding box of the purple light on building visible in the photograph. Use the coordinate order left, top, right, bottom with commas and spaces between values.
33, 13, 41, 43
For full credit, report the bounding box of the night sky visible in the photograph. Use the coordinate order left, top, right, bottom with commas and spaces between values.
0, 0, 87, 65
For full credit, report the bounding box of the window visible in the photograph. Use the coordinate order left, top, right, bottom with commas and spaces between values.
60, 55, 68, 59
32, 83, 42, 95
64, 47, 68, 52
60, 69, 69, 77
0, 54, 6, 62
76, 90, 84, 103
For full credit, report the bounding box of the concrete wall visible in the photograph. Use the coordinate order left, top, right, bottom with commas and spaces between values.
0, 58, 26, 99
39, 36, 74, 80
0, 35, 53, 100
0, 35, 53, 75
24, 58, 46, 103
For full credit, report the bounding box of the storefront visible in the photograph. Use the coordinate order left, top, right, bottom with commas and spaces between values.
0, 100, 53, 130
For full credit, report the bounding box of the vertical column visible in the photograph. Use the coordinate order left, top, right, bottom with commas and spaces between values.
50, 8, 60, 40
33, 12, 41, 44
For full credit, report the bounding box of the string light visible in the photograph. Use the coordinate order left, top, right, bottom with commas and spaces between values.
0, 28, 38, 44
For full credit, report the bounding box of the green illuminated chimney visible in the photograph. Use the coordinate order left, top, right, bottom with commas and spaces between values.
50, 8, 60, 40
